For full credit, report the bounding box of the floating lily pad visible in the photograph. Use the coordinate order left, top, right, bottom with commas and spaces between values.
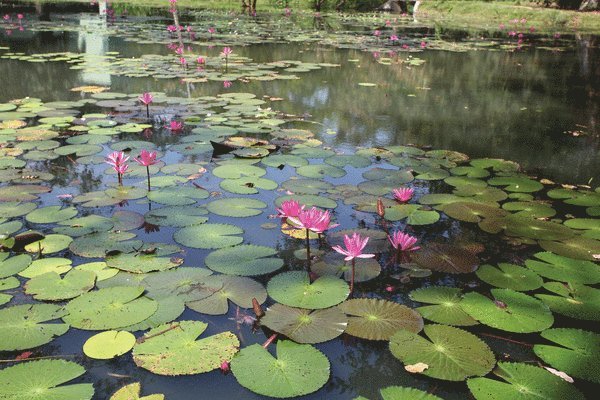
186, 275, 267, 315
476, 263, 543, 291
461, 289, 553, 333
548, 188, 600, 207
140, 267, 214, 302
24, 234, 73, 254
133, 320, 239, 375
384, 204, 440, 225
109, 383, 164, 400
535, 282, 600, 321
502, 201, 556, 219
281, 178, 332, 195
268, 271, 349, 309
275, 194, 337, 209
64, 286, 158, 330
207, 197, 267, 217
467, 362, 585, 400
262, 154, 308, 168
74, 261, 118, 281
539, 236, 600, 261
442, 202, 507, 223
83, 330, 136, 359
412, 243, 479, 274
25, 269, 96, 301
0, 254, 32, 278
124, 296, 186, 332
220, 177, 278, 194
19, 257, 72, 278
69, 231, 139, 258
147, 186, 209, 205
312, 257, 381, 283
488, 176, 543, 193
0, 184, 50, 201
390, 324, 495, 381
212, 164, 266, 179
54, 215, 114, 237
0, 360, 94, 400
0, 201, 37, 218
409, 286, 478, 326
145, 206, 208, 227
0, 304, 69, 351
524, 252, 600, 284
533, 328, 600, 384
25, 206, 78, 224
231, 340, 330, 398
261, 303, 347, 344
297, 164, 346, 178
174, 223, 243, 249
503, 215, 574, 241
205, 244, 283, 276
340, 298, 423, 340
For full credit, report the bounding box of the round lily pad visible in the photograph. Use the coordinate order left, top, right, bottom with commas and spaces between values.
220, 177, 278, 194
141, 267, 214, 302
281, 178, 332, 195
109, 382, 164, 400
133, 320, 239, 375
476, 263, 543, 291
268, 271, 349, 309
384, 204, 440, 225
24, 234, 73, 254
461, 289, 553, 333
0, 360, 94, 400
207, 197, 267, 217
488, 176, 543, 193
124, 296, 186, 332
412, 243, 479, 274
174, 223, 243, 249
297, 164, 346, 178
0, 254, 32, 278
261, 303, 347, 344
147, 186, 209, 205
25, 269, 96, 301
312, 257, 381, 283
205, 244, 283, 276
339, 298, 424, 340
145, 206, 208, 227
390, 324, 495, 381
533, 328, 600, 384
83, 330, 136, 359
524, 252, 600, 284
63, 286, 158, 330
25, 206, 78, 224
212, 164, 266, 179
539, 237, 600, 261
54, 215, 114, 237
19, 257, 72, 278
467, 362, 585, 400
0, 303, 69, 351
231, 340, 330, 398
409, 286, 478, 326
376, 386, 443, 400
535, 282, 600, 321
106, 251, 183, 274
186, 275, 267, 315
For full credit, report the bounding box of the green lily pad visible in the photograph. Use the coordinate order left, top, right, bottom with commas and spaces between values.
147, 186, 209, 206
548, 188, 600, 207
442, 202, 507, 223
133, 320, 239, 375
470, 158, 520, 172
212, 164, 266, 179
325, 154, 371, 168
539, 236, 600, 261
268, 271, 349, 309
533, 328, 600, 384
231, 340, 330, 398
261, 303, 347, 344
524, 252, 600, 284
412, 243, 479, 274
0, 201, 37, 218
339, 298, 424, 340
106, 250, 183, 274
220, 177, 278, 194
145, 206, 208, 227
476, 263, 543, 291
19, 257, 72, 278
312, 257, 381, 283
83, 330, 136, 359
502, 201, 556, 219
69, 231, 139, 258
467, 362, 585, 400
0, 360, 94, 400
207, 197, 267, 217
124, 296, 186, 332
173, 223, 243, 249
205, 244, 283, 276
140, 267, 214, 302
503, 215, 574, 240
25, 269, 96, 301
25, 206, 78, 224
262, 154, 308, 168
24, 234, 73, 254
109, 383, 164, 400
63, 286, 158, 330
0, 254, 32, 278
0, 185, 50, 201
535, 282, 600, 321
409, 286, 478, 326
186, 275, 267, 315
384, 204, 440, 225
275, 194, 337, 209
488, 176, 543, 193
0, 304, 69, 351
54, 215, 114, 237
390, 324, 495, 381
281, 178, 332, 195
297, 164, 346, 179
0, 276, 19, 291
461, 289, 553, 333
74, 261, 118, 281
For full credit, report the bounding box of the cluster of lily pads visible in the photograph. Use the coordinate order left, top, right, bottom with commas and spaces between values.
0, 84, 598, 399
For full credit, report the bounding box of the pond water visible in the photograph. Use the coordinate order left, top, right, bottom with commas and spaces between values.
0, 2, 599, 400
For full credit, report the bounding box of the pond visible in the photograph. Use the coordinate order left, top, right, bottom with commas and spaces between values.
0, 1, 599, 400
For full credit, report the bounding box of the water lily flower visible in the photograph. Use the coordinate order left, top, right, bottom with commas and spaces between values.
332, 232, 375, 294
385, 20, 391, 26
220, 361, 230, 374
373, 30, 381, 37
208, 27, 215, 38
168, 120, 183, 131
284, 7, 291, 17
3, 14, 10, 21
276, 199, 305, 219
393, 187, 414, 203
388, 231, 420, 252
196, 56, 205, 64
175, 46, 183, 55
138, 92, 153, 117
105, 151, 129, 185
221, 47, 232, 70
135, 149, 158, 191
17, 14, 23, 20
223, 80, 232, 88
499, 23, 505, 30
289, 207, 338, 234
420, 41, 427, 48
179, 57, 187, 66
390, 35, 399, 41
167, 24, 177, 32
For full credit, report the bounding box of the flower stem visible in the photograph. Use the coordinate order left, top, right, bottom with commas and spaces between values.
350, 258, 355, 295
146, 166, 151, 191
118, 173, 122, 186
145, 104, 149, 118
305, 228, 311, 270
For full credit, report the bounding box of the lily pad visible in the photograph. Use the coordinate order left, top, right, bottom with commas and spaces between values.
390, 324, 495, 381
476, 263, 543, 291
524, 252, 600, 284
535, 282, 600, 321
339, 298, 423, 340
231, 340, 330, 398
174, 223, 243, 249
467, 362, 585, 400
207, 197, 267, 217
488, 176, 543, 193
133, 320, 239, 375
83, 330, 136, 359
268, 271, 349, 309
63, 286, 158, 330
144, 206, 208, 227
25, 269, 96, 301
539, 237, 600, 261
412, 243, 479, 274
461, 289, 553, 333
0, 360, 94, 400
0, 254, 32, 278
19, 257, 72, 278
261, 303, 347, 344
109, 383, 164, 400
25, 206, 78, 224
0, 304, 69, 351
186, 275, 267, 315
384, 204, 440, 225
205, 244, 284, 276
147, 186, 209, 206
409, 286, 478, 326
106, 251, 183, 274
312, 257, 381, 283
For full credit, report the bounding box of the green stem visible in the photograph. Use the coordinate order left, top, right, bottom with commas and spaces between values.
305, 228, 311, 270
146, 166, 151, 191
350, 258, 355, 296
146, 104, 149, 118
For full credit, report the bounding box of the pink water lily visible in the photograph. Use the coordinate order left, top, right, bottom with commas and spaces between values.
332, 232, 375, 294
223, 80, 232, 88
105, 151, 129, 185
393, 187, 414, 203
332, 232, 375, 262
168, 120, 183, 131
390, 35, 399, 41
373, 30, 381, 37
288, 207, 338, 234
276, 199, 305, 219
138, 92, 153, 117
134, 149, 157, 167
388, 231, 420, 252
196, 56, 205, 64
221, 47, 232, 70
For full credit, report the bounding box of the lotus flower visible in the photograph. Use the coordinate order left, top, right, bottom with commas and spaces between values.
388, 231, 420, 252
223, 80, 232, 88
134, 150, 157, 167
373, 30, 381, 37
393, 187, 414, 203
276, 199, 305, 219
196, 56, 205, 64
390, 35, 399, 42
221, 47, 232, 70
17, 14, 23, 20
219, 361, 230, 374
138, 92, 153, 117
105, 151, 129, 185
288, 207, 338, 234
332, 232, 375, 294
168, 120, 183, 131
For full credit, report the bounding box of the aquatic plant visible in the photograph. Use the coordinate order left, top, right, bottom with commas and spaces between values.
393, 187, 414, 203
288, 207, 337, 268
134, 150, 159, 191
332, 232, 375, 294
105, 151, 129, 186
221, 46, 232, 70
138, 92, 153, 118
